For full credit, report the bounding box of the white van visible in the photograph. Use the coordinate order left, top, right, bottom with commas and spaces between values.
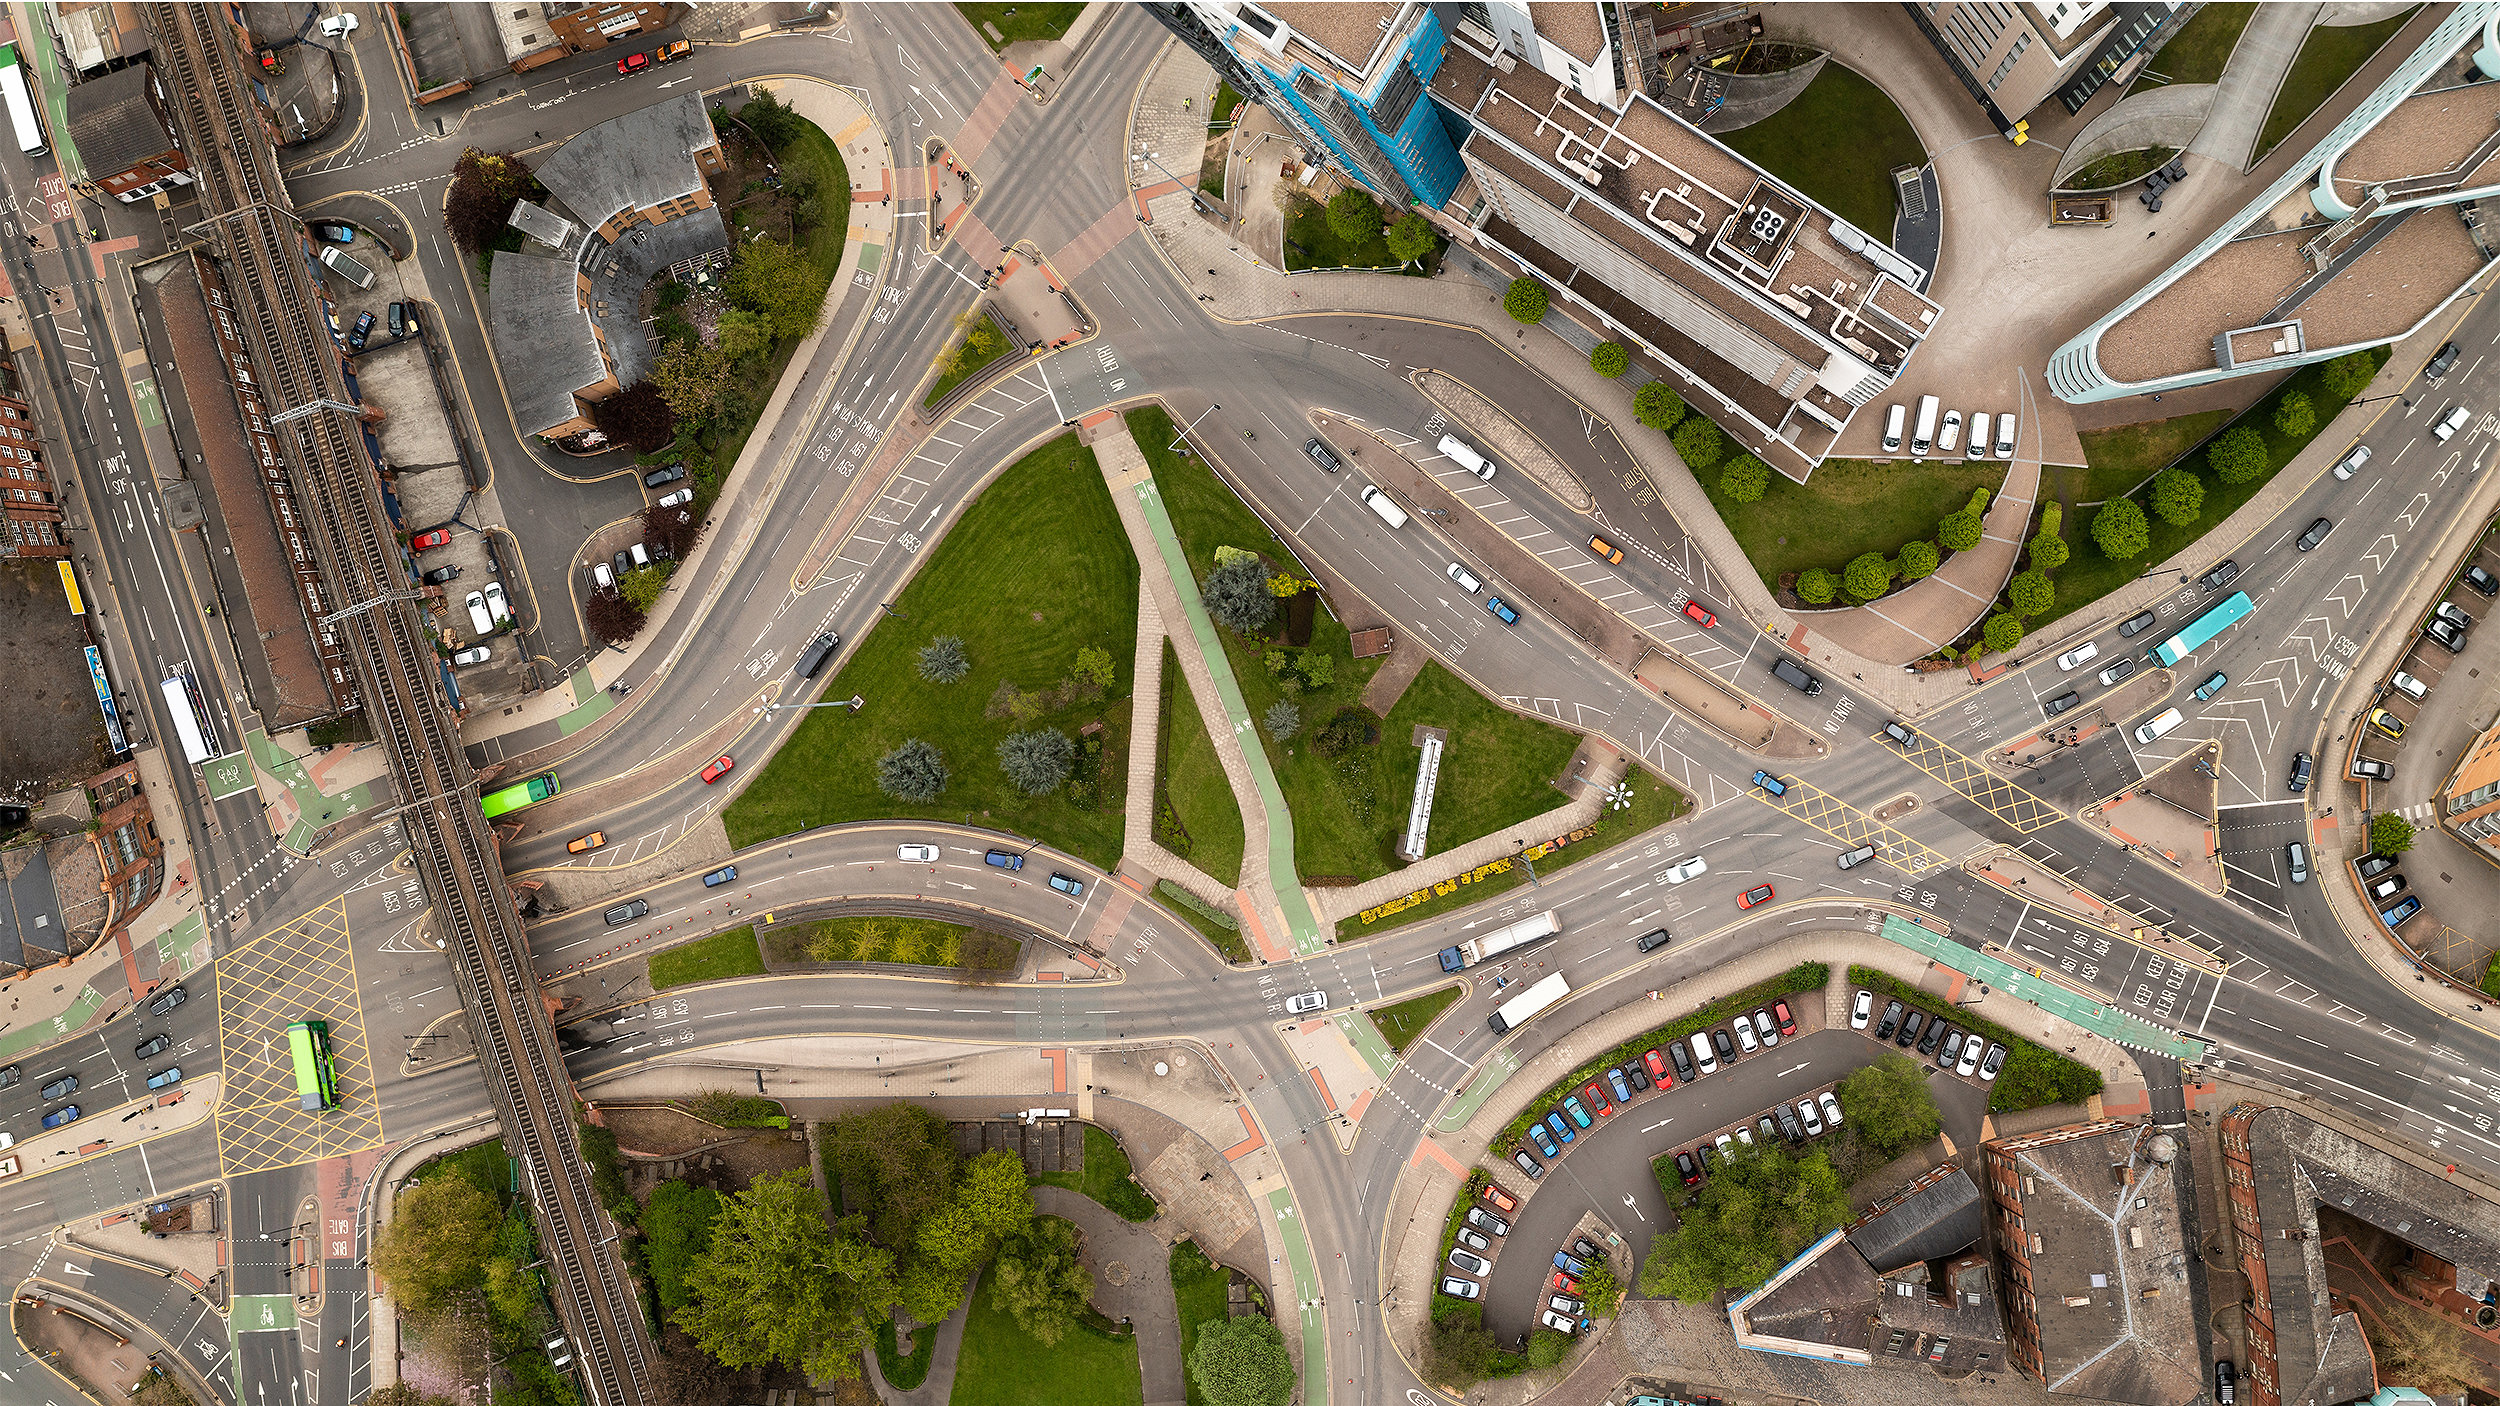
2134, 706, 2185, 744
319, 244, 376, 290
1359, 485, 1409, 529
1688, 1030, 1718, 1077
1437, 434, 1495, 481
1882, 404, 1906, 454
1966, 413, 1991, 461
1911, 395, 1940, 457
1994, 413, 2017, 459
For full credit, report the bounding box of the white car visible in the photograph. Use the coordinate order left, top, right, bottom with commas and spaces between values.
1796, 1098, 1825, 1136
1819, 1091, 1843, 1128
1956, 1036, 1986, 1077
1448, 1247, 1490, 1275
1936, 410, 1963, 454
898, 844, 941, 862
657, 487, 694, 508
1850, 989, 1873, 1029
1733, 1020, 1759, 1054
484, 580, 511, 624
1446, 561, 1481, 594
590, 560, 615, 592
2056, 642, 2098, 671
465, 590, 493, 636
1540, 1310, 1579, 1334
451, 644, 492, 667
1285, 990, 1328, 1015
2434, 405, 2472, 441
2389, 670, 2428, 702
320, 12, 358, 37
1663, 855, 1707, 884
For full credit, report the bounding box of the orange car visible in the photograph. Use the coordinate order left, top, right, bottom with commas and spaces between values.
1587, 534, 1625, 565
654, 39, 692, 63
567, 832, 605, 854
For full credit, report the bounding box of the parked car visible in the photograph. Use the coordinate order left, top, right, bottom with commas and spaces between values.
1552, 1250, 1590, 1277
2390, 670, 2430, 701
700, 753, 735, 783
1896, 1009, 1926, 1048
320, 12, 357, 37
1544, 1113, 1573, 1147
483, 580, 510, 624
2467, 565, 2500, 597
2194, 671, 2228, 702
1711, 1028, 1737, 1065
1773, 1000, 1798, 1037
1752, 1009, 1779, 1047
643, 462, 688, 488
1674, 1151, 1702, 1186
2365, 872, 2406, 902
451, 644, 492, 668
1541, 1310, 1580, 1334
146, 1066, 183, 1091
311, 222, 354, 243
2287, 751, 2314, 791
2427, 616, 2469, 652
1512, 1150, 1545, 1180
2356, 852, 2400, 880
1481, 1183, 1518, 1214
1563, 1096, 1592, 1128
387, 302, 406, 337
347, 310, 374, 351
1938, 1028, 1967, 1069
1583, 1081, 1614, 1116
1873, 999, 1903, 1041
1737, 883, 1774, 909
1916, 1017, 1946, 1057
658, 487, 694, 508
1775, 1103, 1805, 1143
2351, 756, 2393, 782
2215, 1359, 2238, 1406
1644, 1048, 1672, 1086
1048, 872, 1086, 897
2382, 895, 2423, 928
1666, 1041, 1694, 1081
616, 50, 652, 74
1850, 990, 1873, 1029
1957, 1035, 1986, 1076
1796, 1098, 1825, 1136
135, 1034, 171, 1060
1284, 991, 1328, 1015
1606, 1067, 1633, 1104
1733, 1020, 1759, 1055
1439, 1276, 1482, 1299
1467, 1207, 1509, 1237
1528, 1123, 1559, 1158
1819, 1091, 1844, 1127
1448, 1248, 1490, 1276
1455, 1227, 1491, 1254
411, 527, 452, 552
2117, 610, 2158, 638
1979, 1043, 2009, 1081
2367, 709, 2407, 741
2435, 601, 2475, 630
42, 1106, 78, 1130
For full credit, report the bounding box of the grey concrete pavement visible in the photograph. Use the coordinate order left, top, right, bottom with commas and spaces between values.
2187, 3, 2321, 170
1038, 1185, 1186, 1406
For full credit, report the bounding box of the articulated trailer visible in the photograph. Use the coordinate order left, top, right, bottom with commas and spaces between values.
1438, 909, 1561, 972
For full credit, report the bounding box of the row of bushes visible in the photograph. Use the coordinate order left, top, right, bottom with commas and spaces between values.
1847, 966, 2105, 1114
1489, 963, 1829, 1156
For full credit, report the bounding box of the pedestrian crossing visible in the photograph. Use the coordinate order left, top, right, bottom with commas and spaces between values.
2387, 800, 2437, 824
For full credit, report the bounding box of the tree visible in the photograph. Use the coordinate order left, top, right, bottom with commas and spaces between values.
1383, 211, 1436, 265
2030, 500, 2069, 570
372, 1178, 499, 1320
1073, 645, 1115, 690
1983, 613, 2025, 654
1843, 552, 1893, 602
1672, 415, 1723, 471
917, 635, 970, 684
1719, 454, 1767, 503
2208, 425, 2269, 484
1899, 540, 1939, 581
677, 1170, 896, 1381
1578, 1262, 1623, 1319
1640, 1145, 1849, 1300
2091, 498, 2151, 559
2317, 350, 2375, 401
727, 238, 833, 342
1525, 1329, 1571, 1368
734, 89, 802, 150
1939, 509, 1983, 553
941, 314, 1008, 376
2366, 1297, 2484, 1396
644, 1180, 722, 1316
953, 1149, 1037, 1243
1590, 341, 1629, 378
444, 148, 539, 253
876, 739, 949, 802
1634, 381, 1685, 432
990, 1216, 1092, 1347
584, 592, 645, 647
1190, 1315, 1293, 1406
1325, 187, 1379, 243
620, 564, 671, 613
1202, 556, 1278, 634
828, 1103, 961, 1248
2372, 811, 2415, 854
1836, 1053, 1942, 1158
2272, 390, 2315, 438
997, 728, 1076, 795
1427, 1318, 1504, 1383
647, 503, 702, 561
2150, 467, 2205, 525
590, 382, 677, 452
895, 1251, 971, 1326
1265, 699, 1301, 740
1502, 277, 1548, 324
2007, 569, 2054, 618
715, 308, 775, 363
1795, 567, 1836, 605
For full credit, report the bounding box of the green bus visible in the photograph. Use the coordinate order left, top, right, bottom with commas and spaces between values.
480, 772, 560, 818
287, 1020, 336, 1113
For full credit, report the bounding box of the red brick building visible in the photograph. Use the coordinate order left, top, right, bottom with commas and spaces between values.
0, 356, 67, 560
85, 760, 164, 940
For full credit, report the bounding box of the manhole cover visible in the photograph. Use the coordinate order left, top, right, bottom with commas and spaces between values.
1104, 1260, 1131, 1286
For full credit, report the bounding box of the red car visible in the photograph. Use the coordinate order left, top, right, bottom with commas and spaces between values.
615, 50, 652, 74
1550, 1270, 1581, 1296
699, 753, 735, 784
1480, 1183, 1518, 1214
1682, 598, 1716, 628
1737, 883, 1775, 909
1583, 1081, 1612, 1116
1773, 999, 1798, 1037
1643, 1048, 1673, 1088
411, 527, 452, 551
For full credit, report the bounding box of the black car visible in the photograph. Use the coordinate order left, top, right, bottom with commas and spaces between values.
1896, 1009, 1927, 1048
1775, 1103, 1806, 1143
347, 310, 374, 351
1937, 1028, 1967, 1069
1572, 1237, 1607, 1263
2043, 691, 2081, 718
2215, 1359, 2237, 1405
2296, 517, 2333, 552
1666, 1041, 1695, 1080
2427, 341, 2461, 381
1711, 1028, 1737, 1065
1917, 1017, 1948, 1057
2287, 752, 2313, 793
643, 463, 688, 489
1674, 1151, 1702, 1186
613, 550, 633, 581
2355, 852, 2400, 880
421, 563, 460, 585
1874, 999, 1903, 1041
1635, 927, 1671, 952
2467, 565, 2500, 598
1303, 438, 1342, 472
148, 986, 186, 1016
135, 1034, 172, 1060
2199, 559, 2242, 592
40, 1075, 76, 1101
387, 302, 406, 337
2117, 610, 2158, 638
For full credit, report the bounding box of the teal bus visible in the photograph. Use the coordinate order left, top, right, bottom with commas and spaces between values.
287, 1020, 336, 1112
480, 772, 560, 818
2150, 592, 2253, 668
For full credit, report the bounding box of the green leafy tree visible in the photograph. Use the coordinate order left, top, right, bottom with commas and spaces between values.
1579, 1262, 1623, 1319
372, 1177, 499, 1320
1073, 645, 1115, 690
876, 739, 948, 802
1672, 415, 1723, 471
652, 340, 734, 419
727, 238, 833, 342
1633, 381, 1685, 432
828, 1104, 960, 1248
895, 1252, 970, 1327
1203, 556, 1279, 634
1836, 1053, 1942, 1159
2208, 425, 2269, 484
644, 1180, 723, 1315
990, 1216, 1092, 1347
917, 635, 970, 683
997, 728, 1075, 794
2273, 391, 2315, 438
1719, 454, 1767, 503
1190, 1315, 1293, 1406
715, 308, 775, 363
1590, 341, 1629, 379
1525, 1329, 1571, 1368
1426, 1319, 1503, 1384
1325, 187, 1380, 243
1899, 539, 1940, 580
1384, 212, 1436, 265
483, 1254, 538, 1329
1502, 277, 1549, 324
1265, 699, 1301, 740
2091, 498, 2151, 559
1983, 612, 2024, 654
2150, 467, 2205, 525
2372, 811, 2416, 854
1843, 552, 1893, 602
677, 1170, 897, 1381
1640, 1146, 1849, 1300
2317, 350, 2376, 401
735, 90, 803, 149
1795, 567, 1836, 605
1939, 510, 1983, 553
2007, 569, 2054, 618
2031, 533, 2070, 572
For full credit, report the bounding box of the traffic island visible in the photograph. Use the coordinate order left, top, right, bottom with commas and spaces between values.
2081, 739, 2227, 897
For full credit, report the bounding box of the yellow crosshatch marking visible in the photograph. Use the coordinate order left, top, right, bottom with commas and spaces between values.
1876, 728, 2068, 833
1749, 778, 1952, 874
213, 897, 384, 1175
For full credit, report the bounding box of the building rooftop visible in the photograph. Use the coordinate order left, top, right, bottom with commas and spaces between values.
2329, 77, 2500, 194
534, 91, 716, 231
507, 199, 578, 253
64, 65, 167, 179
1849, 1166, 1987, 1275
1259, 1, 1405, 76
1530, 0, 1608, 63
56, 1, 148, 76
488, 252, 608, 439
1733, 1167, 2001, 1371
495, 1, 561, 63
1739, 1229, 1878, 1358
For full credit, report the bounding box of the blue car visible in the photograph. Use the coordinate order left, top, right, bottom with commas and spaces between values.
1553, 1250, 1589, 1277
42, 1106, 78, 1130
2381, 895, 2422, 928
1545, 1111, 1575, 1145
1563, 1096, 1592, 1129
2194, 671, 2228, 702
1486, 596, 1520, 625
1528, 1122, 1559, 1158
1606, 1068, 1633, 1104
1752, 770, 1788, 797
983, 849, 1024, 871
702, 865, 737, 887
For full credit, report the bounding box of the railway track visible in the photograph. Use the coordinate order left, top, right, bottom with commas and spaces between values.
148, 8, 651, 1401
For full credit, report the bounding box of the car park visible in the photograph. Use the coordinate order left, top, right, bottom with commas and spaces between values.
1752, 770, 1789, 797
2367, 709, 2406, 741
2117, 610, 2158, 638
1773, 1000, 1797, 1036
1882, 720, 1915, 746
1775, 1103, 1805, 1143
1439, 1277, 1481, 1299
700, 753, 735, 783
1486, 596, 1520, 625
899, 844, 941, 862
2286, 844, 2308, 886
2056, 643, 2098, 671
1979, 1043, 2008, 1081
1957, 1036, 1986, 1076
1586, 534, 1626, 565
1674, 1151, 1702, 1185
1606, 1068, 1633, 1104
412, 527, 452, 552
42, 1107, 78, 1130
2427, 617, 2468, 652
2468, 566, 2500, 597
2428, 342, 2462, 380
2435, 601, 2474, 630
1896, 1010, 1926, 1048
149, 986, 186, 1016
2356, 852, 2399, 880
1874, 999, 1902, 1040
1938, 1028, 1966, 1069
1481, 1183, 1518, 1214
1465, 1209, 1508, 1239
2287, 752, 2313, 792
1819, 1091, 1843, 1127
1449, 1248, 1490, 1275
1850, 990, 1873, 1029
1445, 561, 1480, 593
1737, 884, 1774, 909
1682, 599, 1716, 628
984, 849, 1024, 870
1664, 855, 1707, 883
451, 644, 492, 667
2390, 670, 2429, 701
1667, 1041, 1695, 1080
1797, 1098, 1825, 1136
135, 1034, 171, 1060
1511, 1150, 1545, 1180
1552, 1250, 1589, 1277
2296, 518, 2334, 552
147, 1066, 183, 1091
2194, 671, 2228, 702
2434, 404, 2472, 440
702, 865, 738, 888
2200, 560, 2242, 592
1455, 1227, 1491, 1253
2352, 756, 2393, 781
1048, 872, 1086, 897
1837, 843, 1877, 869
1752, 1009, 1778, 1047
2365, 872, 2407, 902
1284, 990, 1328, 1015
644, 463, 687, 488
2097, 657, 2136, 686
1711, 1028, 1737, 1065
568, 831, 606, 854
2333, 444, 2373, 479
1917, 1018, 1946, 1057
1303, 438, 1341, 472
2382, 895, 2422, 927
40, 1076, 76, 1101
604, 899, 649, 926
1528, 1123, 1559, 1158
2043, 691, 2081, 718
1636, 927, 1672, 952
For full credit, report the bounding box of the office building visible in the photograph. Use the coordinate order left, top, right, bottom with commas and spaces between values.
1906, 2, 2177, 132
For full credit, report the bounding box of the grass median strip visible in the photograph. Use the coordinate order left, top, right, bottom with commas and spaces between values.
1369, 985, 1462, 1055
757, 914, 1020, 973
648, 927, 768, 990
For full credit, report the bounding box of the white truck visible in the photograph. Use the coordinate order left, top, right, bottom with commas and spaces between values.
1438, 908, 1561, 972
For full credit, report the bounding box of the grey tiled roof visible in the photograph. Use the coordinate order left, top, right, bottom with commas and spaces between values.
66, 65, 170, 179
487, 251, 605, 438
535, 91, 715, 227
1849, 1167, 1985, 1274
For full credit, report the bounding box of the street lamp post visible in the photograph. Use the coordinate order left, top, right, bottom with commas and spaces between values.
755, 699, 861, 718
1171, 402, 1221, 454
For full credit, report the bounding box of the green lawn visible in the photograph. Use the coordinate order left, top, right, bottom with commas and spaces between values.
2144, 3, 2252, 85
2257, 8, 2421, 160
1210, 81, 1243, 131
757, 914, 1019, 973
877, 1318, 939, 1391
1370, 985, 1462, 1054
1282, 199, 1439, 274
1719, 62, 1924, 238
955, 2, 1086, 49
1702, 454, 2004, 593
1169, 1242, 1232, 1406
949, 1236, 1143, 1406
2062, 145, 2176, 192
648, 927, 767, 990
2064, 411, 2232, 505
1154, 880, 1252, 963
724, 435, 1137, 869
1158, 641, 1245, 886
1378, 661, 1581, 854
1029, 1126, 1158, 1222
924, 326, 1018, 409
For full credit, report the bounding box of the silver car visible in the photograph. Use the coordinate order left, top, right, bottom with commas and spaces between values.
1448, 1247, 1490, 1276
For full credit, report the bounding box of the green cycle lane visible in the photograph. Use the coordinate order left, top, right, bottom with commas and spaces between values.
1266, 1186, 1328, 1406
1130, 478, 1328, 955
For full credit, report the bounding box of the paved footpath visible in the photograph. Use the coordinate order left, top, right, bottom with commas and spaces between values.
1036, 1185, 1187, 1406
